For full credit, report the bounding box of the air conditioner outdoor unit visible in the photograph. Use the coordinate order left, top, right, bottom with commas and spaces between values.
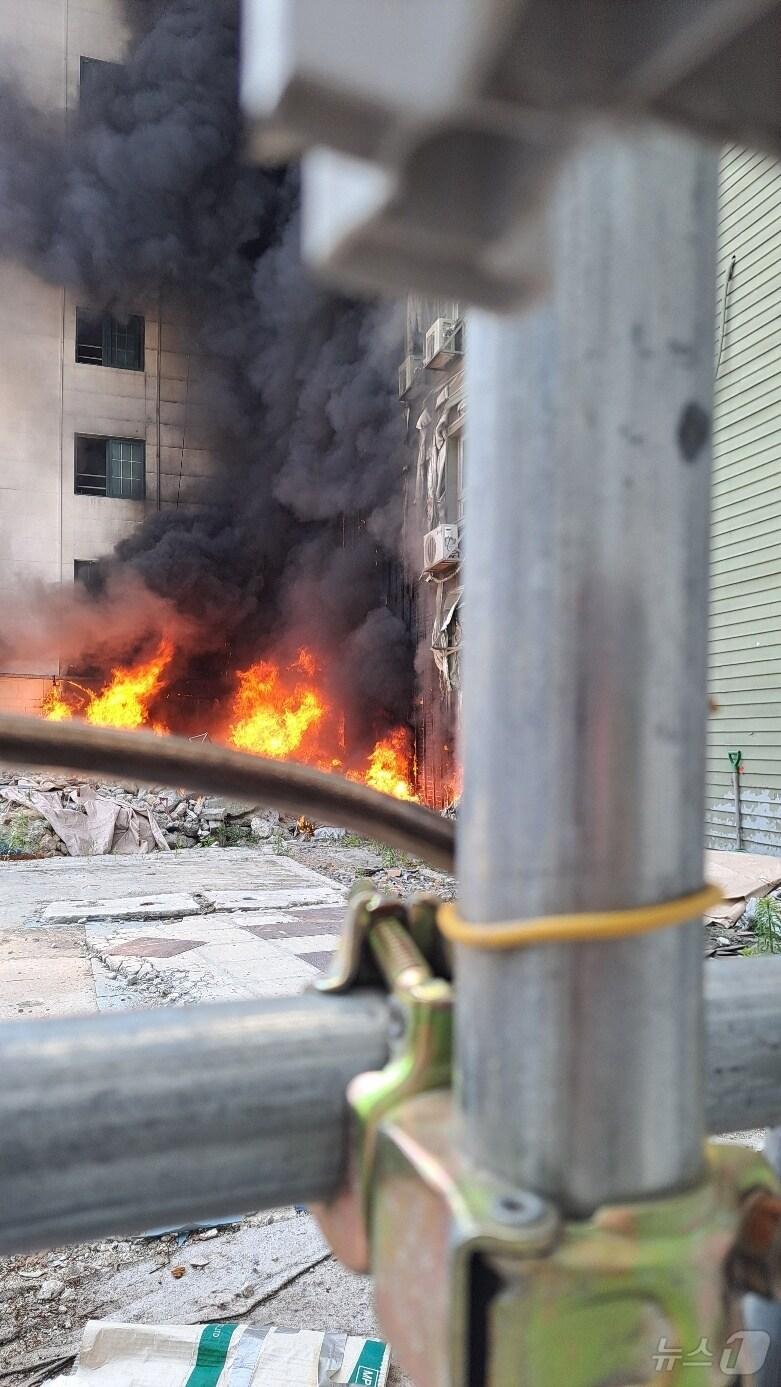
423, 523, 460, 574
398, 353, 421, 399
424, 317, 463, 369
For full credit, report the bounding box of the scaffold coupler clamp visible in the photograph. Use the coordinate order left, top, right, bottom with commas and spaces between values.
311, 889, 454, 1272
311, 892, 781, 1387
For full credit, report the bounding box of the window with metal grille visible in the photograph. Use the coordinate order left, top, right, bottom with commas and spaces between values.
76, 310, 144, 370
74, 435, 145, 500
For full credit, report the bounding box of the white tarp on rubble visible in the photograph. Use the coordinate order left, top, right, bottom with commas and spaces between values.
1, 782, 169, 856
48, 1321, 390, 1387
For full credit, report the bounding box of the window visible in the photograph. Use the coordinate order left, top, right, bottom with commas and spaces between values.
79, 57, 122, 114
74, 435, 145, 500
74, 560, 99, 591
76, 309, 144, 370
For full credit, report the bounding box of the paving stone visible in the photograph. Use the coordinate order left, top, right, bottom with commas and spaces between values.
42, 893, 202, 924
192, 939, 320, 994
86, 914, 250, 948
206, 887, 343, 911
296, 951, 336, 973
0, 956, 96, 1019
272, 934, 341, 955
0, 926, 85, 961
107, 936, 206, 958
241, 915, 344, 940
286, 906, 346, 927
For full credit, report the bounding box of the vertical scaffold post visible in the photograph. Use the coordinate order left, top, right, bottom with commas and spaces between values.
458, 124, 718, 1214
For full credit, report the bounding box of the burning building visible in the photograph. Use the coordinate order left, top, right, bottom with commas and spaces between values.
399, 298, 464, 809
0, 0, 419, 801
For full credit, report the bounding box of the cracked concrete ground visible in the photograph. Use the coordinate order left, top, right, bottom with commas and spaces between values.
0, 846, 349, 1020
0, 842, 418, 1385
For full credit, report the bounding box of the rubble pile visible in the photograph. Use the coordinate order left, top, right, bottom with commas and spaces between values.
0, 1211, 342, 1382
0, 771, 284, 859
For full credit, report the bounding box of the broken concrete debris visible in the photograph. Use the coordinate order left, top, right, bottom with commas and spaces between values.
36, 1279, 65, 1303
0, 771, 285, 858
1, 1213, 366, 1383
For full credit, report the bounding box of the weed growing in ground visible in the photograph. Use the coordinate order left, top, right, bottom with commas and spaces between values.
743, 895, 781, 954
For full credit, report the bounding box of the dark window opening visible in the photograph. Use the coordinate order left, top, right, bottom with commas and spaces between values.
444, 433, 464, 525
79, 57, 123, 116
76, 309, 144, 371
75, 435, 145, 500
74, 560, 99, 591
75, 310, 103, 366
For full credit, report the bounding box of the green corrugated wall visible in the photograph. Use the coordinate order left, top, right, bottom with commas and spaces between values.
706, 147, 781, 853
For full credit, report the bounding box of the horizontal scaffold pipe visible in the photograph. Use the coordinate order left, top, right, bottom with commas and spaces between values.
0, 960, 778, 1253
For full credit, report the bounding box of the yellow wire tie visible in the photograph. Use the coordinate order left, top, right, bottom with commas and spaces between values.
438, 883, 722, 951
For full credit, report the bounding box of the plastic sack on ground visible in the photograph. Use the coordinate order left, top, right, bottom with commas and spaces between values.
48, 1320, 390, 1387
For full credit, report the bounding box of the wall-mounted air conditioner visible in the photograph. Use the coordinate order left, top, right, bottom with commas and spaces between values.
423, 524, 460, 575
398, 353, 421, 399
424, 318, 464, 369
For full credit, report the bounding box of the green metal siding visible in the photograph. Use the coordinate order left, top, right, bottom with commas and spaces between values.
706, 147, 781, 852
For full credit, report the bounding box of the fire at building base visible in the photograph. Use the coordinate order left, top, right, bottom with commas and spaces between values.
41, 644, 418, 801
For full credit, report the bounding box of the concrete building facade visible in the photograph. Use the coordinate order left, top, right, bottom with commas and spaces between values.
0, 0, 218, 713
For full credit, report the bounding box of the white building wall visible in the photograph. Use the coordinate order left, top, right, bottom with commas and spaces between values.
0, 0, 218, 694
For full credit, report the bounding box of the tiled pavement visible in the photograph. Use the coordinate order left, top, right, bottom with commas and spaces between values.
0, 847, 348, 1019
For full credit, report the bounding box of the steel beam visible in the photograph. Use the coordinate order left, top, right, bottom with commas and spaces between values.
458, 125, 719, 1214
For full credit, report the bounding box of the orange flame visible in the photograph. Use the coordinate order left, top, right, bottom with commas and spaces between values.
43, 642, 172, 731
41, 641, 418, 801
84, 641, 173, 730
228, 649, 417, 798
349, 726, 418, 802
41, 687, 73, 721
228, 650, 328, 760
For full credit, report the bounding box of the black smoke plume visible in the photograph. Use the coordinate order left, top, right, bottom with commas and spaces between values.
0, 0, 412, 749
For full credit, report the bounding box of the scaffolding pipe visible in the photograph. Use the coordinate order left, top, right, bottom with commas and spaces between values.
0, 961, 778, 1255
0, 992, 389, 1254
458, 126, 719, 1213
